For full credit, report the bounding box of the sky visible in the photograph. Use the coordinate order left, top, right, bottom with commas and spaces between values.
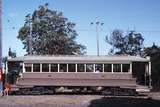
2, 0, 160, 56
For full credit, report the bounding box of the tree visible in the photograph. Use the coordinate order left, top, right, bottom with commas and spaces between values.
106, 29, 144, 56
18, 3, 86, 55
106, 29, 124, 54
144, 43, 160, 88
8, 47, 16, 58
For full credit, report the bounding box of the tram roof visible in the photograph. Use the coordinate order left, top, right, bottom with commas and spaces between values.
7, 55, 150, 63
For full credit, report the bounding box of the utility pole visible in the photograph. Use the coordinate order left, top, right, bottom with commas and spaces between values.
91, 17, 104, 56
28, 14, 32, 55
0, 0, 3, 96
0, 0, 2, 68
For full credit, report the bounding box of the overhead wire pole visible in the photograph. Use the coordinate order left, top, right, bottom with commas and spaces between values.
96, 22, 100, 56
28, 15, 32, 55
91, 17, 104, 56
0, 0, 3, 96
0, 0, 2, 68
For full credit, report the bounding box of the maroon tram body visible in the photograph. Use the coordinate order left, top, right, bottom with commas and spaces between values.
6, 55, 152, 94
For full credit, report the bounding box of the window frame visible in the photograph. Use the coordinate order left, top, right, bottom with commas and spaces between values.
42, 63, 49, 72
24, 63, 32, 72
33, 63, 40, 72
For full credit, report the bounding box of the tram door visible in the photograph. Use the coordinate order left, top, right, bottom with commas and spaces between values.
132, 62, 146, 85
7, 61, 23, 84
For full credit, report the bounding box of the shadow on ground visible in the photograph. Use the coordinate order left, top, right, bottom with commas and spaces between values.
88, 97, 160, 107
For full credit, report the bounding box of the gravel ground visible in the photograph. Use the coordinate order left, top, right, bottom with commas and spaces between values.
0, 95, 98, 107
0, 94, 160, 107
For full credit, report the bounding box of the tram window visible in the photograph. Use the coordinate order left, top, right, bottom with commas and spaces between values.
68, 64, 75, 72
104, 64, 111, 72
8, 61, 22, 73
33, 63, 40, 72
25, 63, 32, 72
51, 64, 58, 72
42, 64, 49, 72
113, 64, 121, 72
86, 64, 94, 72
123, 64, 130, 72
95, 64, 102, 72
59, 64, 67, 72
77, 64, 85, 72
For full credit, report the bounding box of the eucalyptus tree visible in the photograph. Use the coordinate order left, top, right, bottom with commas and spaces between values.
106, 29, 144, 56
144, 43, 160, 87
18, 3, 86, 55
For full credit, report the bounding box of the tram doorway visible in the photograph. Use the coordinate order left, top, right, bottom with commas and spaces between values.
132, 62, 149, 86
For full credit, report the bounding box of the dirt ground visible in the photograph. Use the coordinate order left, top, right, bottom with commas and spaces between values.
0, 93, 160, 107
0, 95, 98, 107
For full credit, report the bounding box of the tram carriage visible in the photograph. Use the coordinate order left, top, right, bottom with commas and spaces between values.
6, 55, 151, 95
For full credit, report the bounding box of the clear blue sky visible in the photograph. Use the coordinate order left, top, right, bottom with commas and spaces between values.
2, 0, 160, 56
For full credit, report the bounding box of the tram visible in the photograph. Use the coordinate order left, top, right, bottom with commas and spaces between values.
6, 55, 151, 95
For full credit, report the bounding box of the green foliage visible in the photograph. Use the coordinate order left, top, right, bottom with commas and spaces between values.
106, 29, 144, 56
144, 43, 160, 87
8, 47, 16, 58
18, 3, 86, 55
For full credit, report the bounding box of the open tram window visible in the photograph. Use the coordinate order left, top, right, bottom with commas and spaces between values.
33, 63, 40, 72
25, 63, 32, 72
59, 64, 67, 72
86, 64, 94, 72
42, 63, 49, 72
122, 64, 130, 72
95, 64, 102, 72
104, 64, 111, 72
68, 64, 75, 72
113, 64, 121, 72
51, 64, 58, 72
77, 64, 85, 72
